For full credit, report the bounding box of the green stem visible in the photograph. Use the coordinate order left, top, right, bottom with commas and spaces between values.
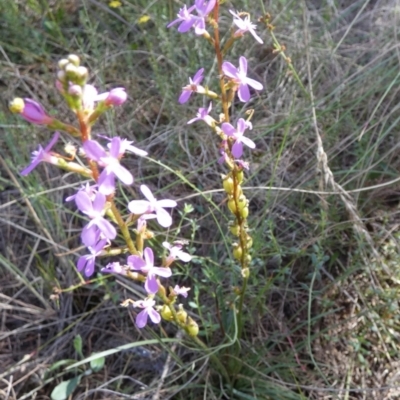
109, 200, 138, 255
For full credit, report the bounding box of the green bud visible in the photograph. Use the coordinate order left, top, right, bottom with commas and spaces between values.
68, 54, 80, 66
57, 70, 66, 83
246, 236, 253, 249
58, 58, 69, 70
65, 63, 79, 81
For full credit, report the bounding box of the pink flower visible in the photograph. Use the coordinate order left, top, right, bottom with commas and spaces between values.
128, 247, 172, 294
128, 185, 177, 228
172, 285, 191, 298
163, 241, 192, 266
83, 138, 134, 195
101, 262, 127, 276
230, 10, 263, 44
95, 87, 127, 106
193, 0, 216, 35
167, 5, 197, 33
187, 102, 214, 125
133, 298, 161, 328
21, 132, 59, 176
77, 239, 107, 277
222, 56, 263, 102
19, 98, 53, 125
221, 118, 256, 158
179, 68, 204, 104
75, 191, 117, 246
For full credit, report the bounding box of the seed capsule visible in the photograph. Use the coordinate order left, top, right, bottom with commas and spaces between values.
241, 206, 249, 218
160, 305, 173, 321
222, 176, 234, 194
227, 198, 237, 214
176, 304, 187, 324
232, 243, 242, 260
186, 317, 199, 337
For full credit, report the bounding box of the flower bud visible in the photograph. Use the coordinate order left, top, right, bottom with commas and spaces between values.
56, 71, 66, 85
246, 236, 253, 249
58, 58, 69, 70
176, 304, 187, 324
227, 198, 237, 214
65, 63, 79, 81
10, 98, 53, 125
68, 54, 80, 66
68, 84, 82, 96
222, 175, 234, 194
160, 305, 173, 321
232, 243, 242, 260
76, 66, 88, 80
186, 316, 199, 337
105, 88, 127, 106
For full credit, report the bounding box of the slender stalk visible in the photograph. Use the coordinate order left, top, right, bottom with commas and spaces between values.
213, 2, 229, 123
109, 200, 138, 255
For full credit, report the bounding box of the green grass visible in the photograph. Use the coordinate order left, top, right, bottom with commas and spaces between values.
2, 0, 400, 399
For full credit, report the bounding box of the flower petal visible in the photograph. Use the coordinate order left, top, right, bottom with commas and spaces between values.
145, 275, 159, 294
147, 307, 161, 324
128, 200, 151, 215
143, 247, 154, 267
136, 309, 148, 328
155, 207, 173, 228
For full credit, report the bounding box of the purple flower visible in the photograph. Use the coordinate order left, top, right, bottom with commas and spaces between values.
167, 1, 215, 36
83, 138, 133, 195
95, 87, 127, 106
221, 118, 256, 158
163, 241, 192, 266
101, 262, 127, 276
172, 285, 191, 298
21, 132, 60, 176
193, 0, 216, 35
128, 185, 177, 228
167, 5, 197, 33
133, 298, 161, 328
128, 247, 172, 294
179, 68, 204, 104
75, 191, 117, 246
222, 56, 263, 102
102, 136, 148, 157
187, 102, 213, 125
77, 239, 107, 277
65, 183, 97, 202
230, 10, 263, 44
